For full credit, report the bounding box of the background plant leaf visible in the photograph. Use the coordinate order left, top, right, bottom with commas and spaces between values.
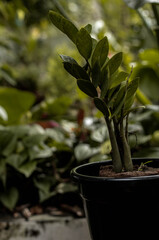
0, 187, 19, 210
0, 87, 35, 125
123, 0, 159, 9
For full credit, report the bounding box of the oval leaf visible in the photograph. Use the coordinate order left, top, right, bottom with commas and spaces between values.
49, 11, 78, 44
77, 79, 98, 98
76, 28, 92, 60
100, 67, 110, 99
84, 24, 92, 34
92, 61, 101, 87
106, 52, 123, 75
94, 97, 110, 117
91, 36, 109, 67
110, 71, 129, 89
60, 55, 78, 64
112, 86, 126, 118
63, 62, 90, 80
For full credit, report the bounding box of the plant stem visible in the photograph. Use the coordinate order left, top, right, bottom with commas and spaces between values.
105, 117, 122, 173
120, 121, 133, 172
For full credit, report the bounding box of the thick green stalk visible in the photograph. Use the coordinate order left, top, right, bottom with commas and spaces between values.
120, 121, 133, 172
105, 117, 122, 173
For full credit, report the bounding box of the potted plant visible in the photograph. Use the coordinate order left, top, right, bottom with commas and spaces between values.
49, 10, 159, 239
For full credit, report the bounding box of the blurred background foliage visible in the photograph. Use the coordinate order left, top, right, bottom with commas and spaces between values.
0, 0, 159, 212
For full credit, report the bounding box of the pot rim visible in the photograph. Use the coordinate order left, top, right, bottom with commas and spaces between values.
71, 158, 159, 182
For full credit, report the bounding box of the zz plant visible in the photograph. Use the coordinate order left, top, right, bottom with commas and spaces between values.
49, 10, 139, 173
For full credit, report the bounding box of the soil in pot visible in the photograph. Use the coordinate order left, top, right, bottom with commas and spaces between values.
99, 163, 159, 178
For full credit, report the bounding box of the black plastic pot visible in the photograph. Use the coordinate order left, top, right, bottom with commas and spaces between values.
71, 158, 159, 239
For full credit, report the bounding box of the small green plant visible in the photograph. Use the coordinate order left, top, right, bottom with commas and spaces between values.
49, 10, 140, 173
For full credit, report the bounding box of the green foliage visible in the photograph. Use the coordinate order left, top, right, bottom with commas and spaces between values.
0, 87, 35, 125
0, 124, 74, 210
49, 10, 140, 172
76, 28, 92, 60
49, 10, 78, 44
133, 49, 159, 102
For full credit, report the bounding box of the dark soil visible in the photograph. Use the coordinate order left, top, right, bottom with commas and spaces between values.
99, 164, 159, 178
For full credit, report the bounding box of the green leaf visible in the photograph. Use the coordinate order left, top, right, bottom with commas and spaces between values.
106, 52, 123, 75
60, 55, 78, 64
18, 161, 37, 177
0, 68, 16, 86
56, 183, 78, 194
74, 144, 99, 162
49, 11, 78, 44
92, 60, 101, 87
127, 77, 139, 99
76, 28, 92, 60
77, 79, 98, 98
0, 158, 6, 187
107, 84, 121, 107
2, 135, 17, 157
39, 189, 56, 203
84, 24, 92, 34
110, 71, 129, 89
100, 66, 110, 98
123, 0, 158, 9
0, 187, 19, 210
111, 86, 126, 118
91, 36, 109, 67
34, 177, 53, 194
0, 87, 35, 125
6, 153, 27, 169
0, 106, 8, 121
90, 125, 108, 143
63, 62, 90, 80
124, 77, 139, 111
0, 129, 14, 152
94, 97, 110, 117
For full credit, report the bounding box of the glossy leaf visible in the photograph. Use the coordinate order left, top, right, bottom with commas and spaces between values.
124, 78, 139, 111
107, 85, 121, 107
63, 62, 90, 80
91, 36, 109, 67
111, 86, 126, 117
84, 24, 92, 34
77, 79, 98, 98
100, 67, 110, 99
94, 97, 110, 117
126, 77, 139, 100
60, 55, 78, 64
106, 52, 123, 75
110, 71, 129, 89
76, 28, 92, 60
92, 60, 101, 87
49, 11, 78, 44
